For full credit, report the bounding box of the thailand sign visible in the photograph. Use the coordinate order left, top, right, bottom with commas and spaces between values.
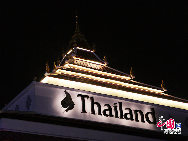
35, 83, 164, 131
4, 82, 188, 135
61, 90, 156, 124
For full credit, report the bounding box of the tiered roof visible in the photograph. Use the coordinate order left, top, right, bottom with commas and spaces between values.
41, 17, 188, 110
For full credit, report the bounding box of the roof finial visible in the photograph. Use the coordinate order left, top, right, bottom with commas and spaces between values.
75, 14, 80, 33
130, 67, 135, 79
45, 62, 50, 73
161, 80, 167, 91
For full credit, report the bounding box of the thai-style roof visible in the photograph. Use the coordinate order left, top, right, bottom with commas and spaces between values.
41, 16, 188, 109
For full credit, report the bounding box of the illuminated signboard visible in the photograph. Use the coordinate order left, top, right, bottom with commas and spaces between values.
62, 92, 156, 124
4, 82, 188, 135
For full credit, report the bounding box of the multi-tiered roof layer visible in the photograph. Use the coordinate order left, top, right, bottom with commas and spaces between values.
41, 18, 188, 110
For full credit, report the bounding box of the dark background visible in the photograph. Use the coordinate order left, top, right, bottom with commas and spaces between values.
0, 1, 187, 108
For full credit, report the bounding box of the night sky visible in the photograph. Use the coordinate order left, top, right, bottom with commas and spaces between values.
0, 1, 187, 109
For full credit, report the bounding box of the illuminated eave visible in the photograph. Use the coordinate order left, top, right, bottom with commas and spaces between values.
55, 68, 163, 94
76, 47, 94, 52
64, 63, 131, 80
41, 76, 188, 110
67, 49, 73, 55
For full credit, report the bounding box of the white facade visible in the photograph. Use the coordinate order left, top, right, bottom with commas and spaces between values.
1, 81, 188, 140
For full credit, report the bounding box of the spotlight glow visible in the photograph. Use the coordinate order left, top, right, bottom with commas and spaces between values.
41, 76, 188, 110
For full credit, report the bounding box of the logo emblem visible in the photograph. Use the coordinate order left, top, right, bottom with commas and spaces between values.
61, 90, 75, 112
157, 116, 181, 134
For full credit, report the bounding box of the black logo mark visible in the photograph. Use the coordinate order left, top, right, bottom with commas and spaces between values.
61, 90, 75, 112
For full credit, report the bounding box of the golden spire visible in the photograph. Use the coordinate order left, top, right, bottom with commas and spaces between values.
103, 56, 108, 64
54, 61, 56, 69
69, 12, 90, 49
46, 62, 50, 73
161, 80, 167, 91
130, 67, 135, 79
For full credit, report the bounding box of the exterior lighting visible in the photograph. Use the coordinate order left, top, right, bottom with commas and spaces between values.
41, 76, 188, 110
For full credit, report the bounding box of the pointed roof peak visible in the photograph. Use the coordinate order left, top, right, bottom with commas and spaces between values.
69, 14, 91, 49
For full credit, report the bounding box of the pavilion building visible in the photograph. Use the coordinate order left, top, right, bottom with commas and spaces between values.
0, 17, 188, 141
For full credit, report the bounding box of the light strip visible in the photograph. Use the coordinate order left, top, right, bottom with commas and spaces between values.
56, 69, 163, 93
41, 76, 188, 110
64, 64, 131, 80
67, 49, 72, 55
76, 47, 93, 52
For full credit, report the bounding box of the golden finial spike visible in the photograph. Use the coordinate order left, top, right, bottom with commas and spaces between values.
54, 62, 56, 69
46, 62, 50, 73
161, 80, 167, 91
103, 56, 108, 64
130, 67, 135, 79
